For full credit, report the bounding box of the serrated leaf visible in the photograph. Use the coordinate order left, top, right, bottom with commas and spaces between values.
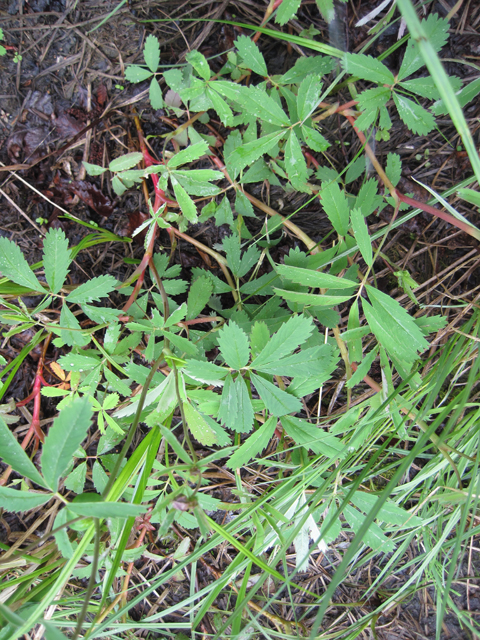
82, 161, 107, 176
385, 152, 401, 187
60, 304, 90, 347
92, 460, 109, 493
58, 353, 101, 371
43, 228, 71, 294
183, 400, 217, 445
343, 53, 395, 85
228, 130, 285, 176
256, 345, 333, 378
125, 65, 153, 83
238, 245, 261, 278
393, 92, 435, 135
149, 77, 163, 109
281, 415, 344, 457
398, 13, 449, 81
250, 372, 301, 416
104, 368, 131, 396
68, 500, 146, 519
297, 74, 323, 121
187, 274, 213, 319
364, 285, 429, 366
186, 50, 211, 80
171, 178, 198, 223
207, 87, 233, 126
235, 35, 268, 76
217, 373, 237, 428
343, 504, 395, 552
82, 304, 122, 324
285, 130, 308, 190
350, 207, 373, 267
41, 397, 93, 491
168, 141, 209, 169
184, 360, 228, 385
346, 348, 377, 388
457, 187, 480, 208
274, 288, 353, 306
144, 34, 160, 72
355, 178, 379, 216
280, 55, 335, 83
0, 237, 46, 292
227, 416, 277, 469
252, 314, 314, 368
66, 275, 117, 304
350, 491, 423, 527
109, 152, 143, 173
320, 181, 350, 236
237, 85, 290, 127
234, 375, 255, 433
433, 76, 480, 116
64, 461, 87, 493
275, 0, 302, 25
300, 125, 329, 152
0, 486, 51, 512
0, 416, 47, 487
217, 321, 250, 369
276, 264, 358, 290
399, 77, 441, 100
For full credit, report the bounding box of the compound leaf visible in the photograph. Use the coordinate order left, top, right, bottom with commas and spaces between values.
320, 181, 350, 236
252, 314, 314, 368
43, 228, 71, 294
187, 275, 213, 319
144, 34, 160, 73
0, 486, 51, 512
0, 416, 48, 487
66, 275, 117, 304
393, 93, 435, 135
235, 35, 268, 76
250, 372, 301, 416
343, 53, 395, 85
183, 400, 217, 445
0, 237, 46, 293
227, 416, 277, 469
217, 321, 250, 369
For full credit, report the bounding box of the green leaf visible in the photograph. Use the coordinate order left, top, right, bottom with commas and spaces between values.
234, 375, 255, 433
237, 85, 290, 127
186, 50, 211, 80
43, 228, 71, 294
343, 53, 395, 85
398, 13, 449, 81
64, 461, 87, 493
300, 125, 329, 152
228, 130, 285, 176
350, 207, 373, 267
399, 76, 441, 100
363, 285, 429, 367
149, 77, 163, 109
274, 288, 353, 306
168, 141, 209, 169
144, 34, 160, 72
320, 181, 350, 236
281, 416, 344, 457
297, 74, 323, 121
255, 345, 333, 378
0, 486, 51, 512
457, 187, 480, 208
275, 0, 302, 25
68, 499, 146, 519
346, 348, 377, 388
109, 152, 143, 172
217, 374, 237, 429
385, 152, 401, 187
343, 504, 395, 552
0, 418, 47, 487
252, 314, 314, 368
227, 416, 277, 469
217, 321, 250, 369
82, 161, 107, 176
171, 178, 198, 223
0, 237, 46, 292
184, 360, 228, 385
355, 178, 380, 217
276, 264, 358, 290
66, 274, 117, 304
235, 35, 268, 76
60, 304, 90, 347
350, 491, 423, 527
162, 330, 198, 357
393, 93, 435, 135
125, 65, 153, 83
347, 300, 362, 364
58, 353, 101, 371
250, 372, 301, 416
183, 400, 217, 445
187, 275, 213, 320
285, 130, 308, 190
104, 368, 131, 397
207, 87, 233, 126
41, 397, 93, 491
432, 76, 480, 116
280, 55, 335, 83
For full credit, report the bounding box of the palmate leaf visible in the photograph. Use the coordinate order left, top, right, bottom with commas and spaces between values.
255, 345, 333, 378
144, 34, 160, 73
281, 415, 344, 457
343, 504, 395, 553
125, 65, 153, 83
43, 228, 71, 294
149, 77, 163, 109
250, 372, 301, 416
350, 207, 373, 267
385, 152, 401, 187
217, 374, 254, 433
226, 416, 277, 469
274, 289, 354, 307
0, 416, 47, 487
67, 499, 146, 519
235, 35, 268, 76
183, 400, 217, 445
320, 181, 350, 236
228, 130, 285, 176
393, 93, 435, 135
185, 360, 228, 386
207, 87, 233, 126
41, 397, 93, 491
252, 314, 314, 368
296, 74, 323, 121
285, 130, 308, 191
217, 321, 250, 369
0, 486, 51, 512
168, 141, 210, 169
301, 125, 329, 152
276, 264, 357, 290
60, 304, 90, 347
398, 13, 449, 81
237, 85, 290, 127
186, 50, 211, 81
187, 274, 213, 319
171, 178, 198, 223
174, 170, 222, 196
349, 491, 423, 527
0, 237, 46, 293
109, 152, 143, 172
